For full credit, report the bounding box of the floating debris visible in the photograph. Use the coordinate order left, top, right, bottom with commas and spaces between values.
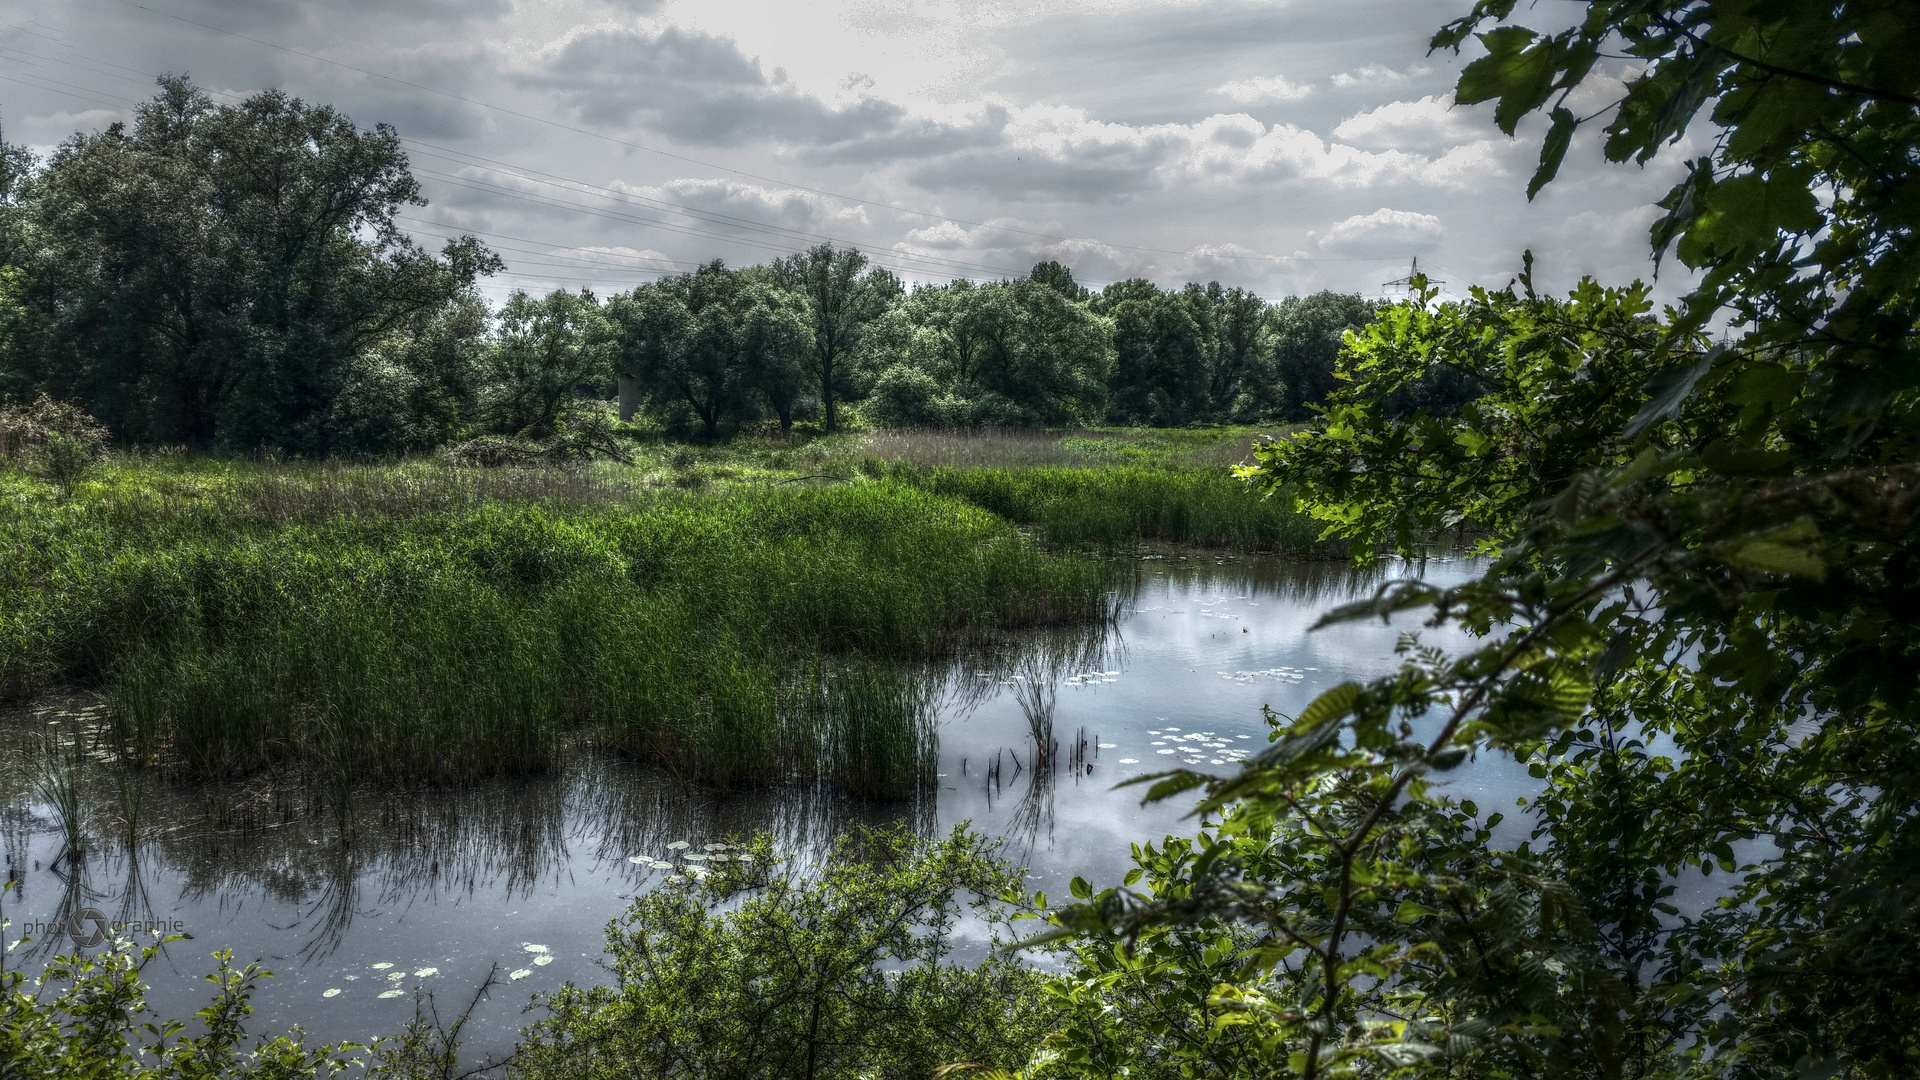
1118, 758, 1139, 764
323, 988, 341, 999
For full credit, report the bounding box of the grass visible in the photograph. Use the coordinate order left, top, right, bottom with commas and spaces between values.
856, 461, 1333, 553
1, 462, 1111, 795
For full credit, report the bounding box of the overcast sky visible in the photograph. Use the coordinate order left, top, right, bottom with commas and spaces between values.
1, 0, 1701, 304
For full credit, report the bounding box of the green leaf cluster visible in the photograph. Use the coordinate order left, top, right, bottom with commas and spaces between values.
1033, 3, 1920, 1078
515, 824, 1053, 1080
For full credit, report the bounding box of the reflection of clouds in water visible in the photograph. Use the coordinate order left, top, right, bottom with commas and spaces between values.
0, 553, 1500, 1052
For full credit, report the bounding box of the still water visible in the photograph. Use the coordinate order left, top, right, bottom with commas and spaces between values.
1, 554, 1512, 1058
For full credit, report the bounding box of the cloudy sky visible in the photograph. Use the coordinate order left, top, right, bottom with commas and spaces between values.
0, 0, 1699, 304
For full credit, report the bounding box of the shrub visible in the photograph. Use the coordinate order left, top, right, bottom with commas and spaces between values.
514, 825, 1053, 1080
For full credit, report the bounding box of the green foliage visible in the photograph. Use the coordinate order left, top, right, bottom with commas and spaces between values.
0, 77, 498, 454
1029, 4, 1920, 1079
611, 261, 815, 441
0, 930, 364, 1080
1267, 293, 1383, 422
0, 464, 1109, 789
0, 395, 110, 496
854, 277, 1113, 428
480, 289, 614, 439
772, 244, 904, 433
867, 460, 1333, 553
515, 824, 1053, 1080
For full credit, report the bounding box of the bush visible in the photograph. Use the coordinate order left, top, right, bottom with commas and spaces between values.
0, 395, 109, 496
0, 931, 363, 1079
865, 364, 943, 428
514, 824, 1053, 1080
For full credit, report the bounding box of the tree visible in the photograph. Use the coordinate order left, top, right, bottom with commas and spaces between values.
1267, 291, 1378, 420
772, 244, 902, 433
1, 77, 496, 454
610, 261, 812, 441
1034, 2, 1920, 1078
1185, 281, 1274, 419
1097, 280, 1209, 426
515, 826, 1051, 1080
477, 289, 611, 439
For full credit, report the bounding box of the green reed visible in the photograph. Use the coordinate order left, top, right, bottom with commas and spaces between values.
860, 461, 1336, 553
1, 468, 1112, 793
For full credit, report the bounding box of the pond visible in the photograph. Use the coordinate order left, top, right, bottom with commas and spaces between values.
0, 553, 1512, 1059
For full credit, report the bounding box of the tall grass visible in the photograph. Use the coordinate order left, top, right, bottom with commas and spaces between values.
861, 461, 1336, 553
1, 470, 1111, 793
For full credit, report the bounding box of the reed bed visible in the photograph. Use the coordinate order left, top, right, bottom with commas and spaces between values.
1, 471, 1112, 794
843, 426, 1286, 471
860, 461, 1336, 554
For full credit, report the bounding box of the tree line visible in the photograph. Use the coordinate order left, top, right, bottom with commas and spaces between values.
0, 77, 1454, 455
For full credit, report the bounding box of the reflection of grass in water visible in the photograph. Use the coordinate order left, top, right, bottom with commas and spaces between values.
33, 734, 90, 859
5, 474, 1113, 790
1012, 674, 1056, 765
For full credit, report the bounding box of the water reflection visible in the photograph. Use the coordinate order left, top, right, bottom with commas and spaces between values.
0, 553, 1496, 1050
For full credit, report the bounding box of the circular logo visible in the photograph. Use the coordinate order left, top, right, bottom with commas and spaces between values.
67, 907, 110, 948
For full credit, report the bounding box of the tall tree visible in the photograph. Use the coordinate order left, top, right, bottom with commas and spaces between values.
1097, 279, 1209, 426
7, 77, 495, 453
478, 289, 611, 439
771, 244, 901, 433
1268, 291, 1378, 420
611, 261, 811, 441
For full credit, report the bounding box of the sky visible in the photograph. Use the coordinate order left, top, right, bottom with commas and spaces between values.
0, 0, 1703, 305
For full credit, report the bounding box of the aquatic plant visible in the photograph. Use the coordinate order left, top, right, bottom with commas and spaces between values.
31, 735, 89, 859
862, 461, 1334, 553
2, 468, 1113, 790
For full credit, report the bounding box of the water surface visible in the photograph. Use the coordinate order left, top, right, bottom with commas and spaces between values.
1, 554, 1510, 1057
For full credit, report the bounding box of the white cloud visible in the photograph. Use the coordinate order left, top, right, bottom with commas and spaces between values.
1317, 208, 1444, 257
18, 0, 1699, 304
1329, 64, 1425, 89
1332, 95, 1481, 153
1212, 75, 1313, 103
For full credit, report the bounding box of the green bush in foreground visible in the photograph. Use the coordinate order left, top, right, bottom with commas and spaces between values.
514, 824, 1053, 1080
0, 933, 364, 1080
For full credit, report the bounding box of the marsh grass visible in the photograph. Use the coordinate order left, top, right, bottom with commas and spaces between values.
841, 426, 1285, 471
858, 461, 1335, 553
33, 733, 90, 858
3, 467, 1112, 794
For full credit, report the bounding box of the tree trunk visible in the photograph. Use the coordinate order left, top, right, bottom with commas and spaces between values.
822, 353, 837, 434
